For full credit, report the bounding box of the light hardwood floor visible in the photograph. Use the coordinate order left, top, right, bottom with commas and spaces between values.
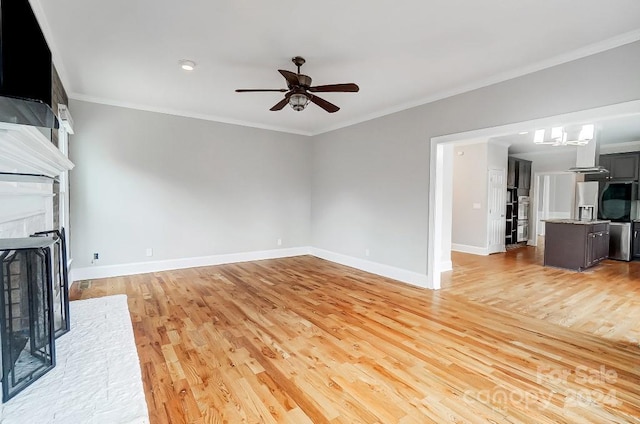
70, 251, 640, 423
442, 246, 640, 345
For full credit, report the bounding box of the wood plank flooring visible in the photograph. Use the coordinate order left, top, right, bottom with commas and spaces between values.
442, 246, 640, 345
70, 253, 640, 423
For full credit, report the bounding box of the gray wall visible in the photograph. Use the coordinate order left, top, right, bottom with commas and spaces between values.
452, 142, 488, 248
550, 175, 574, 216
69, 100, 310, 268
311, 41, 640, 275
69, 41, 640, 275
511, 150, 577, 175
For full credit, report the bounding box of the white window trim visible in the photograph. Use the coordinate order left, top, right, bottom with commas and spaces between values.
57, 106, 72, 263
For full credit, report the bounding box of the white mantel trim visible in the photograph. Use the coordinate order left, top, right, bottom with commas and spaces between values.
0, 122, 74, 178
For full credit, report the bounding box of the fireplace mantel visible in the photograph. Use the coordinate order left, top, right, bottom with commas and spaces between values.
0, 122, 74, 238
0, 122, 74, 179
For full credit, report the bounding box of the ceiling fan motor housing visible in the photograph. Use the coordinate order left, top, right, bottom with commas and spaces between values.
296, 75, 312, 88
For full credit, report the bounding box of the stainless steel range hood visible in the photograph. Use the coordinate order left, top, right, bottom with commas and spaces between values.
568, 165, 608, 174
567, 135, 609, 174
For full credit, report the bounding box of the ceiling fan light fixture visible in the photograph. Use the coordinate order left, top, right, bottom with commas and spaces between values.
288, 93, 310, 111
551, 126, 564, 141
579, 124, 595, 141
533, 129, 546, 144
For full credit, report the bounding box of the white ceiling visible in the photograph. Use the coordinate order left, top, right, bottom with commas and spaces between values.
32, 0, 640, 136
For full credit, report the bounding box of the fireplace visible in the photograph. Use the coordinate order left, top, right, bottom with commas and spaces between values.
31, 230, 70, 338
0, 229, 69, 402
0, 237, 55, 401
0, 103, 75, 403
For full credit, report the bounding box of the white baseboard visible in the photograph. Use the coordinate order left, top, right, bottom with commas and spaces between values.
70, 246, 312, 282
439, 260, 453, 272
451, 243, 490, 256
70, 246, 434, 290
309, 248, 431, 289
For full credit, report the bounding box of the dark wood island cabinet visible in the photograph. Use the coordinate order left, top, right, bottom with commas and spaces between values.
544, 220, 610, 271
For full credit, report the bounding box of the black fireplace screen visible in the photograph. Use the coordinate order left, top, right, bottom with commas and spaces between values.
0, 236, 57, 402
32, 230, 70, 338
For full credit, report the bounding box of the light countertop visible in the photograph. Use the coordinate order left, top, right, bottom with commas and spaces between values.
544, 219, 610, 225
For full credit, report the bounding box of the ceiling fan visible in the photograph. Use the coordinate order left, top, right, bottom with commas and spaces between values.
235, 56, 359, 113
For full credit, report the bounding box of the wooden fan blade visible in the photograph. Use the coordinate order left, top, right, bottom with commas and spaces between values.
270, 97, 289, 111
308, 83, 359, 93
235, 89, 288, 92
278, 70, 300, 87
310, 95, 339, 113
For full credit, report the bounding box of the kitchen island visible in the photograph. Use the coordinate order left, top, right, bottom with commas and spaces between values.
544, 219, 610, 271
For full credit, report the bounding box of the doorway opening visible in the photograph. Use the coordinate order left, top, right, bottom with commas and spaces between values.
427, 100, 640, 289
532, 172, 576, 242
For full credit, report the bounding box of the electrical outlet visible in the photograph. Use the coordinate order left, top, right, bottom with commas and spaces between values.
145, 248, 153, 257
277, 238, 282, 246
365, 248, 370, 257
93, 252, 99, 260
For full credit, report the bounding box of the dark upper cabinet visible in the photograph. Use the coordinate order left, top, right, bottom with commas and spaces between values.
586, 153, 639, 181
507, 157, 531, 190
518, 160, 531, 190
507, 157, 517, 188
608, 153, 639, 180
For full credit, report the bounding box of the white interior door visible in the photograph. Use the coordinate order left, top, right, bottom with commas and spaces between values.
487, 168, 506, 254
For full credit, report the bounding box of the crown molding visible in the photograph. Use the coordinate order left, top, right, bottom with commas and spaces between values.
76, 29, 640, 137
69, 94, 314, 137
313, 30, 640, 136
29, 0, 640, 138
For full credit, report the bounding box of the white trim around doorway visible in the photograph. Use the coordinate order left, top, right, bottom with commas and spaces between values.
427, 99, 640, 290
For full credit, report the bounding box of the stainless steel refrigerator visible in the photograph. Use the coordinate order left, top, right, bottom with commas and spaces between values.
575, 181, 598, 221
576, 181, 633, 261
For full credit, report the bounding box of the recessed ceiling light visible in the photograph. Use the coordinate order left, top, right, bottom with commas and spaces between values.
179, 59, 196, 71
518, 131, 529, 135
